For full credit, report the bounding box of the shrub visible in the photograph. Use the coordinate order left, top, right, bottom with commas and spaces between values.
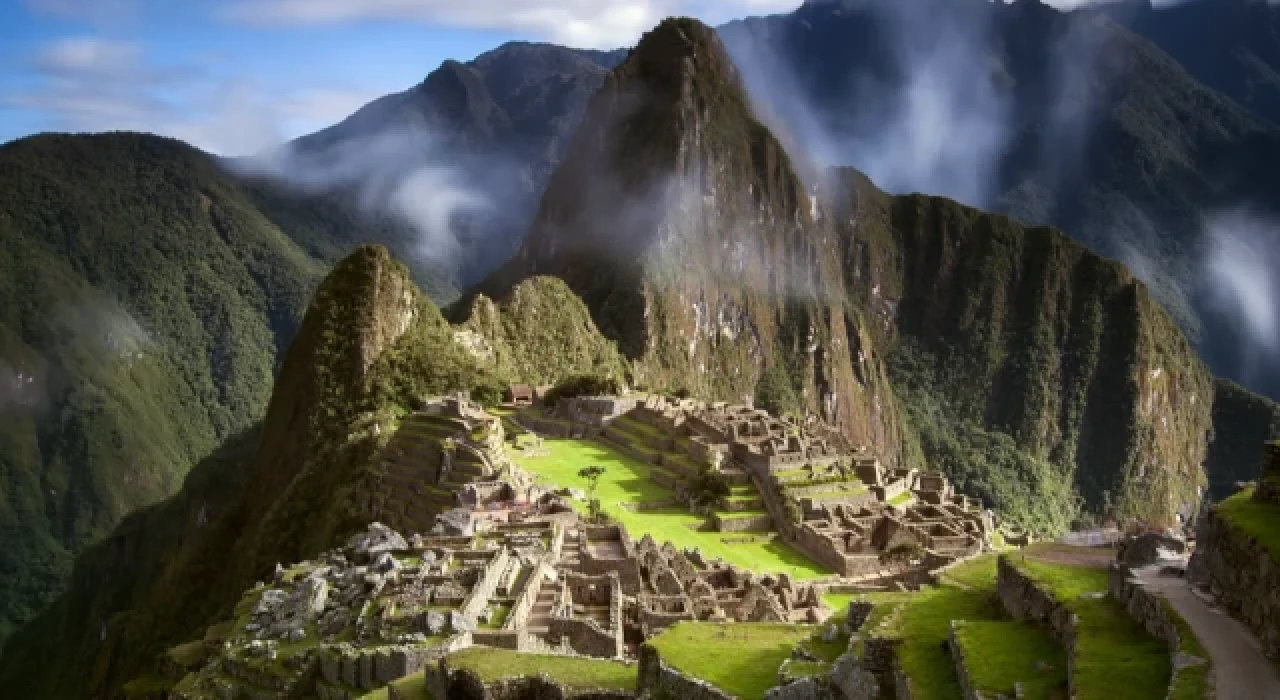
545, 374, 621, 407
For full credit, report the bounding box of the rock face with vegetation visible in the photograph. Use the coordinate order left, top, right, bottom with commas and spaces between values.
483, 17, 1213, 533
0, 132, 464, 648
0, 245, 625, 698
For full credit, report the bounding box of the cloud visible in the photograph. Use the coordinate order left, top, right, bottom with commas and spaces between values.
223, 0, 801, 48
234, 128, 497, 265
1203, 209, 1280, 377
5, 37, 380, 156
726, 0, 1011, 207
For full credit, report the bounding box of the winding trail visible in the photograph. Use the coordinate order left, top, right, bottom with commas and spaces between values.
1134, 565, 1280, 700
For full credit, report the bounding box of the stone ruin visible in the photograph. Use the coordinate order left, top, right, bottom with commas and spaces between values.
515, 392, 993, 586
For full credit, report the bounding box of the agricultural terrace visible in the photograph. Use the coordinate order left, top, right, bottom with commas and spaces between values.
508, 434, 830, 579
647, 622, 817, 698
850, 555, 1070, 700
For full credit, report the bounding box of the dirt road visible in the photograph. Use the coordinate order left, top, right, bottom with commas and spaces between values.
1135, 566, 1280, 700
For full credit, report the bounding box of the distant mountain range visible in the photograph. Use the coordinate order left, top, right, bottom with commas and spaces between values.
0, 0, 1278, 679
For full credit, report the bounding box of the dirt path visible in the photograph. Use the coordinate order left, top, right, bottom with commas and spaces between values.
1134, 566, 1280, 700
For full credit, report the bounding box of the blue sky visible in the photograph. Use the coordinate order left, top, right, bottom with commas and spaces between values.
0, 0, 811, 155
0, 0, 1132, 156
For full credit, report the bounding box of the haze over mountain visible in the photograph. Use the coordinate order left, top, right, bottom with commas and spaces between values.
0, 0, 1279, 687
0, 16, 1236, 695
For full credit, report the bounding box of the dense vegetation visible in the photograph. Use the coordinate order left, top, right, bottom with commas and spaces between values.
0, 245, 630, 696
1204, 380, 1280, 498
0, 132, 466, 647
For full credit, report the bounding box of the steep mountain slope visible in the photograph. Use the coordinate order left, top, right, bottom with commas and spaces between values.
1204, 380, 1280, 498
719, 0, 1280, 404
0, 132, 456, 647
0, 246, 625, 697
483, 17, 1214, 531
1098, 0, 1280, 125
286, 42, 625, 286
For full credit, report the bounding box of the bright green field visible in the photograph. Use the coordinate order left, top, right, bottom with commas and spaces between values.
869, 555, 1074, 700
1014, 558, 1170, 700
647, 622, 815, 698
511, 437, 829, 579
953, 621, 1067, 699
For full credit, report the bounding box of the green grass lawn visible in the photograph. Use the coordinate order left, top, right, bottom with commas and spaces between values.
647, 622, 815, 698
871, 555, 1072, 700
447, 647, 637, 691
953, 621, 1067, 699
1015, 559, 1170, 700
512, 437, 829, 579
1216, 487, 1280, 562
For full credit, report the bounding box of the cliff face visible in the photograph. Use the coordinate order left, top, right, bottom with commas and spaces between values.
484, 18, 914, 464
484, 17, 1213, 529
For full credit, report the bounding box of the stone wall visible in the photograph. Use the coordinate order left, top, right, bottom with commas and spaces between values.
713, 513, 774, 533
1107, 564, 1182, 648
549, 616, 623, 659
996, 556, 1077, 694
425, 659, 637, 700
1253, 441, 1280, 504
1188, 505, 1280, 657
636, 644, 734, 700
461, 548, 511, 619
946, 622, 988, 700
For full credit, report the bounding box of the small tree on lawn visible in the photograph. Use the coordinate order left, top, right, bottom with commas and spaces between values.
578, 465, 607, 522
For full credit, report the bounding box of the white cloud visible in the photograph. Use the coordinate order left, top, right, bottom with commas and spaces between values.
224, 0, 801, 48
6, 37, 381, 156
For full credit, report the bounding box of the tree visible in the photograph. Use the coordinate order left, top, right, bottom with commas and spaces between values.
578, 465, 607, 522
687, 469, 731, 513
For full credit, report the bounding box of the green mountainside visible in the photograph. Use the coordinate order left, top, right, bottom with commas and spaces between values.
0, 246, 626, 697
0, 132, 457, 647
485, 18, 1213, 531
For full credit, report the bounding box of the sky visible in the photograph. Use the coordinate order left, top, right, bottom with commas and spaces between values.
0, 0, 1143, 156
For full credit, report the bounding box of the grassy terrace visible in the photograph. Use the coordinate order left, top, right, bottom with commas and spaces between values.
1013, 558, 1170, 700
647, 622, 815, 698
863, 555, 1073, 700
1215, 487, 1280, 561
953, 621, 1067, 699
511, 437, 829, 579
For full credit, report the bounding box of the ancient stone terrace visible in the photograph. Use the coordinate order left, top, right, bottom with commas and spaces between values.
371, 395, 518, 535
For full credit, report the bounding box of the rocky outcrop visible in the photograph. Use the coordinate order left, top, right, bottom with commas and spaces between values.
1188, 503, 1280, 658
1117, 532, 1186, 569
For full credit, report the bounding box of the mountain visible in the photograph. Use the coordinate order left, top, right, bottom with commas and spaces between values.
719, 0, 1280, 405
282, 42, 625, 287
482, 16, 1213, 530
0, 246, 626, 697
0, 16, 1225, 695
1097, 0, 1280, 126
0, 132, 458, 647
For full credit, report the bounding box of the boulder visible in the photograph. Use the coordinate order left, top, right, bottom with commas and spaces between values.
1120, 532, 1188, 568
822, 624, 840, 643
766, 677, 820, 700
346, 523, 409, 563
371, 552, 399, 574
829, 656, 878, 700
424, 611, 447, 636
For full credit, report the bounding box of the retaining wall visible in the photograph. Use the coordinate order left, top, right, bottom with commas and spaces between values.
996, 556, 1077, 694
636, 644, 734, 700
